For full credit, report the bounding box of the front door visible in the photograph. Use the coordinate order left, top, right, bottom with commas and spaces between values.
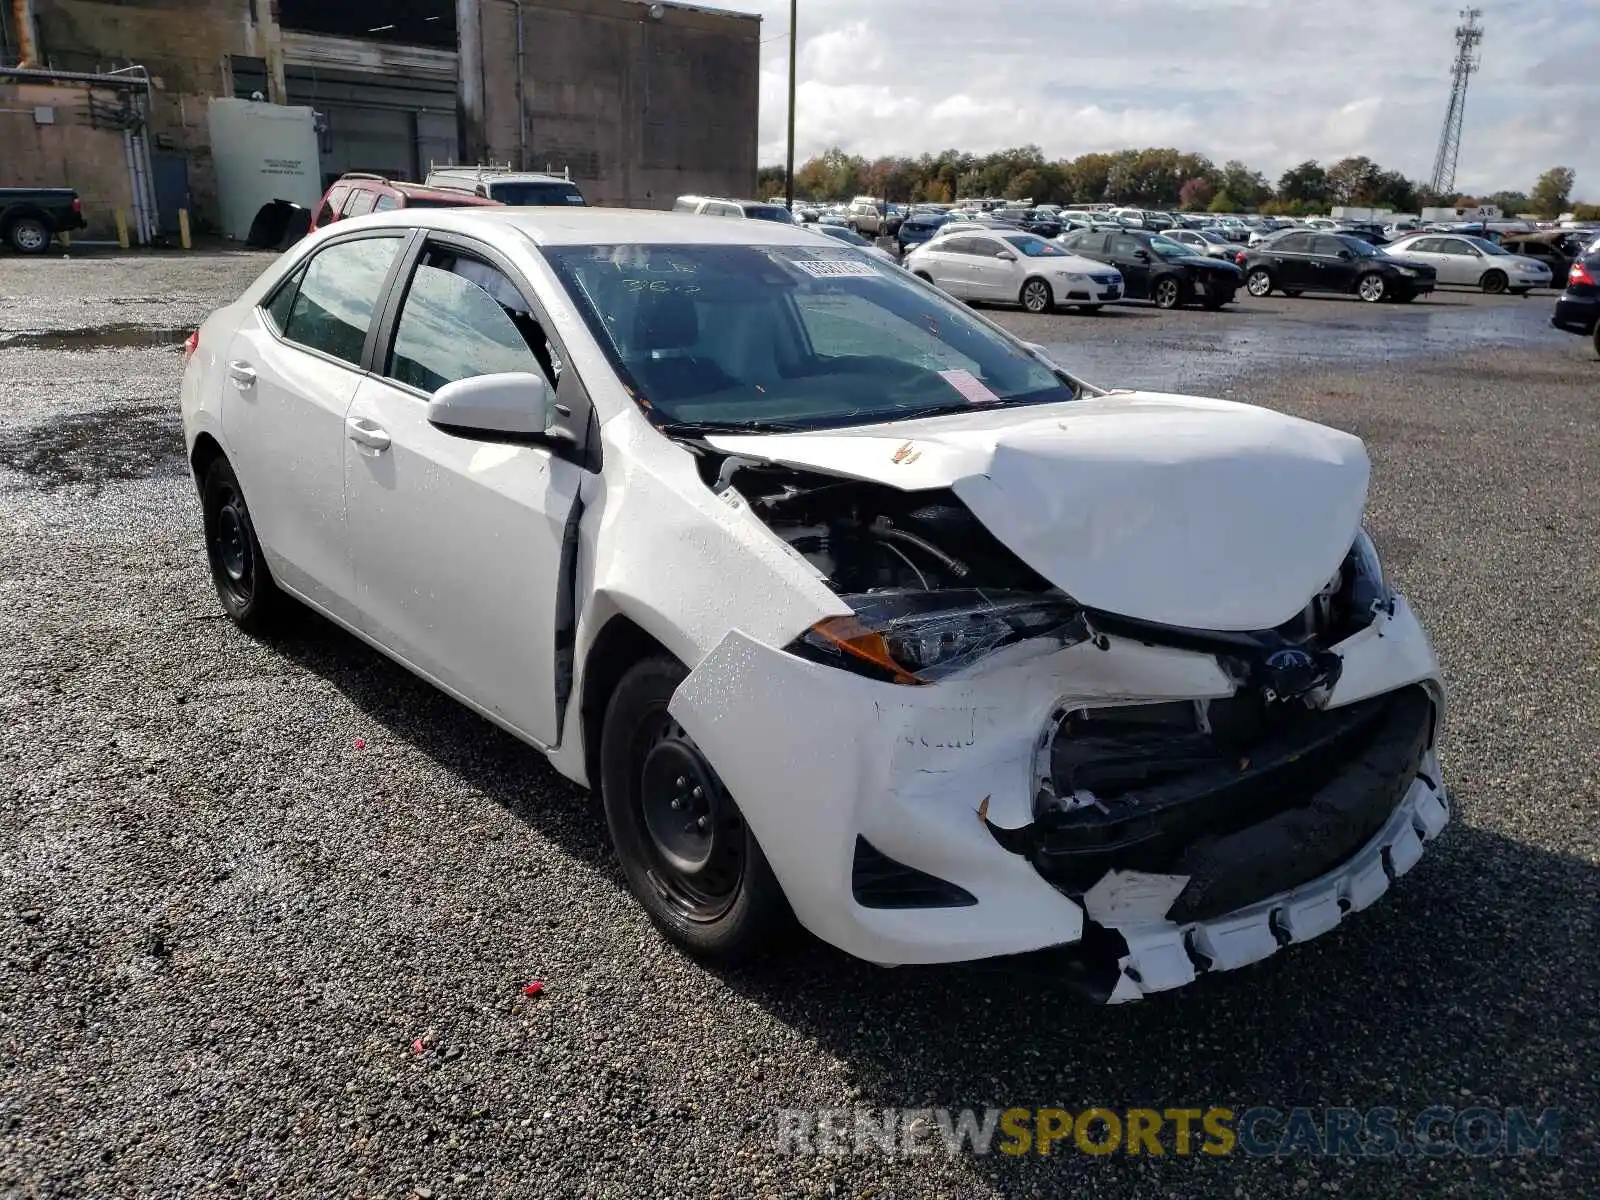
1109, 232, 1154, 298
1435, 237, 1483, 285
342, 238, 584, 747
222, 231, 407, 616
966, 235, 1017, 300
1309, 235, 1359, 292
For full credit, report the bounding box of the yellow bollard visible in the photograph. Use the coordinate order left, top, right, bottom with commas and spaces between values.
114, 210, 129, 250
178, 208, 191, 250
59, 231, 71, 248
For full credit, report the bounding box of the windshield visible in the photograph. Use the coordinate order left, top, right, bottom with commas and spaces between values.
1003, 234, 1066, 257
1463, 236, 1509, 255
744, 205, 796, 223
490, 181, 586, 206
1149, 236, 1193, 258
821, 225, 871, 247
1336, 236, 1381, 257
1199, 230, 1229, 243
543, 243, 1078, 432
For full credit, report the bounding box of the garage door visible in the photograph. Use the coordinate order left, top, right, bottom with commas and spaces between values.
284, 68, 457, 188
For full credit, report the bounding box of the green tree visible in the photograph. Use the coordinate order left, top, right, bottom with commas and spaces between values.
1571, 203, 1600, 221
1277, 160, 1329, 207
1530, 167, 1576, 217
1325, 156, 1383, 206
1219, 160, 1270, 209
1482, 190, 1529, 215
1208, 190, 1237, 214
757, 165, 787, 198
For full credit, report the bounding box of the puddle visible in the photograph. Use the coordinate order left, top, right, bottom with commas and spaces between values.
0, 324, 191, 352
0, 403, 187, 491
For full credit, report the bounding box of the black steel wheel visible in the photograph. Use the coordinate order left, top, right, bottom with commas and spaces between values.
600, 657, 793, 958
1479, 269, 1508, 295
200, 455, 283, 632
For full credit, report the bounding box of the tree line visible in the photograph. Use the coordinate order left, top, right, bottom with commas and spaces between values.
757, 148, 1594, 219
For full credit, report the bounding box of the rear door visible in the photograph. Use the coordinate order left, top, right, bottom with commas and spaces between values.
221, 231, 408, 617
1264, 232, 1315, 289
342, 234, 588, 747
921, 237, 974, 296
1396, 236, 1447, 279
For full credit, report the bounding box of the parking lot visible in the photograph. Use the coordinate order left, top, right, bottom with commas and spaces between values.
2, 250, 1597, 1198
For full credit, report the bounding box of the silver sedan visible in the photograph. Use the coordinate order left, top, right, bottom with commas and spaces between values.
1382, 234, 1553, 295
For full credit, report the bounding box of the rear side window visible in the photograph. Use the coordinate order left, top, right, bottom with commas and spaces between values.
278, 237, 402, 366
1274, 233, 1313, 253
387, 251, 551, 393
1310, 236, 1347, 256
373, 194, 400, 212
342, 189, 378, 217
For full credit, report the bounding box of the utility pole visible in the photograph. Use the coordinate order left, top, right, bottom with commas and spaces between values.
784, 0, 797, 211
1428, 8, 1483, 198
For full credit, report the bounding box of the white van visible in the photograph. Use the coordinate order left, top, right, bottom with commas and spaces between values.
423, 165, 586, 206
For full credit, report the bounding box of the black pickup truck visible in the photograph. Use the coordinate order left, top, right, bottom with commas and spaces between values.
0, 188, 87, 254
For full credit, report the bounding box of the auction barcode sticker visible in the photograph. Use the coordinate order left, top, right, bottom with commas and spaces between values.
791, 258, 882, 279
939, 368, 1001, 404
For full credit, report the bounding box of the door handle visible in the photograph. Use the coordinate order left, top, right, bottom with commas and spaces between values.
345, 417, 391, 453
227, 360, 256, 387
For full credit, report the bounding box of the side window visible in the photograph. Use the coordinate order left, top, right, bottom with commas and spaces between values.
1409, 237, 1441, 253
373, 194, 400, 212
942, 237, 975, 255
1441, 238, 1477, 256
263, 265, 303, 334
387, 250, 554, 394
1111, 233, 1141, 257
342, 189, 378, 217
972, 238, 1007, 258
280, 236, 402, 366
1276, 233, 1312, 253
1310, 236, 1345, 256
316, 185, 349, 227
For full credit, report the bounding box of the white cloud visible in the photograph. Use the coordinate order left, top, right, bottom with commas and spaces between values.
699, 0, 1600, 197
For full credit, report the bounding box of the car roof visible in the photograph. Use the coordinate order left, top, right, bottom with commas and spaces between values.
392, 182, 501, 205
332, 207, 832, 247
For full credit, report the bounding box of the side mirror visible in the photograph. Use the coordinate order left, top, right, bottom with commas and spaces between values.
1337, 249, 1353, 260
1134, 249, 1151, 262
426, 372, 557, 440
996, 250, 1017, 261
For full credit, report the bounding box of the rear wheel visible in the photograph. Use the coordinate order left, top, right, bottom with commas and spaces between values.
6, 216, 51, 255
1153, 277, 1182, 309
600, 657, 794, 959
200, 455, 285, 633
1357, 273, 1387, 303
1020, 277, 1054, 314
1246, 268, 1274, 298
1479, 269, 1508, 295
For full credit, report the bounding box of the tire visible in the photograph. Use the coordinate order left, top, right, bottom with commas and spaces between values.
200, 455, 285, 633
913, 270, 933, 283
1357, 273, 1387, 303
1020, 277, 1054, 314
599, 657, 794, 960
1479, 270, 1507, 295
6, 216, 51, 255
1153, 277, 1182, 309
1246, 268, 1274, 298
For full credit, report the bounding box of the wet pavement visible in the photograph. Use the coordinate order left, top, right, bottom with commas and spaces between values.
1, 251, 1597, 1199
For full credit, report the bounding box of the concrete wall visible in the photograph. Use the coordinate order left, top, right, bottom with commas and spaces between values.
0, 80, 134, 236
470, 0, 761, 208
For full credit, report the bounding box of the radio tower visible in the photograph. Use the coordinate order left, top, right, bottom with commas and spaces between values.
1428, 8, 1484, 198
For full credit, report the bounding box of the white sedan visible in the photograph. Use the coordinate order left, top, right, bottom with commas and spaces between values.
1382, 233, 1553, 294
904, 230, 1124, 313
180, 207, 1450, 1001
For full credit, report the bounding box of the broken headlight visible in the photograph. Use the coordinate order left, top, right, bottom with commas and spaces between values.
1347, 528, 1392, 617
789, 589, 1086, 685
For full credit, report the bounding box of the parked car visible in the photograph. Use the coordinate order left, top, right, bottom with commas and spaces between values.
1241, 231, 1435, 303
310, 174, 502, 231
897, 212, 952, 255
1058, 229, 1243, 309
905, 230, 1123, 313
1332, 227, 1392, 247
0, 186, 87, 254
179, 207, 1451, 997
673, 196, 795, 222
1017, 209, 1063, 239
423, 167, 586, 207
1550, 247, 1600, 356
1161, 228, 1247, 262
845, 196, 888, 236
1495, 231, 1582, 284
812, 222, 899, 265
1381, 234, 1551, 295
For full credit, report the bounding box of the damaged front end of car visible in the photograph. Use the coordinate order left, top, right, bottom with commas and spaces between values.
664, 410, 1449, 1000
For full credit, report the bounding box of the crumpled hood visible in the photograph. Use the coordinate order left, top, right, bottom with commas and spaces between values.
707, 391, 1370, 631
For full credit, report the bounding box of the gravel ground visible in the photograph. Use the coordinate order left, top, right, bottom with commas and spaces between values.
1, 251, 1596, 1198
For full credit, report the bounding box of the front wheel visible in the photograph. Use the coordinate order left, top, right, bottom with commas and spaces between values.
1245, 268, 1274, 298
200, 455, 285, 633
1153, 277, 1182, 309
1480, 270, 1508, 295
1020, 277, 1054, 314
6, 217, 51, 255
1357, 273, 1387, 303
600, 658, 794, 960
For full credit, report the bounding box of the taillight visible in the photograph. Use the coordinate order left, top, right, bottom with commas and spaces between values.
183, 330, 199, 359
71, 197, 82, 213
1569, 260, 1594, 287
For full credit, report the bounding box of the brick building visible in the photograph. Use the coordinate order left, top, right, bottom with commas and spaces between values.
0, 0, 760, 239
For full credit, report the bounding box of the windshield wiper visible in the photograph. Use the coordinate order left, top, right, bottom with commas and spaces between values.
652, 418, 812, 436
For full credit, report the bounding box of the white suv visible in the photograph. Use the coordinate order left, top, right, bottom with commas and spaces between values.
423, 166, 585, 207
672, 196, 795, 223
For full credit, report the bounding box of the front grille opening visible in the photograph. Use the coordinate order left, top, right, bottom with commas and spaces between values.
852, 837, 977, 910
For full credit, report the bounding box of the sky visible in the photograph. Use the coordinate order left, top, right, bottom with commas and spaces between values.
689, 0, 1599, 200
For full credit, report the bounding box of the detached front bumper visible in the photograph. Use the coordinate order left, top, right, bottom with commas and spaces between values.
669, 598, 1449, 997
